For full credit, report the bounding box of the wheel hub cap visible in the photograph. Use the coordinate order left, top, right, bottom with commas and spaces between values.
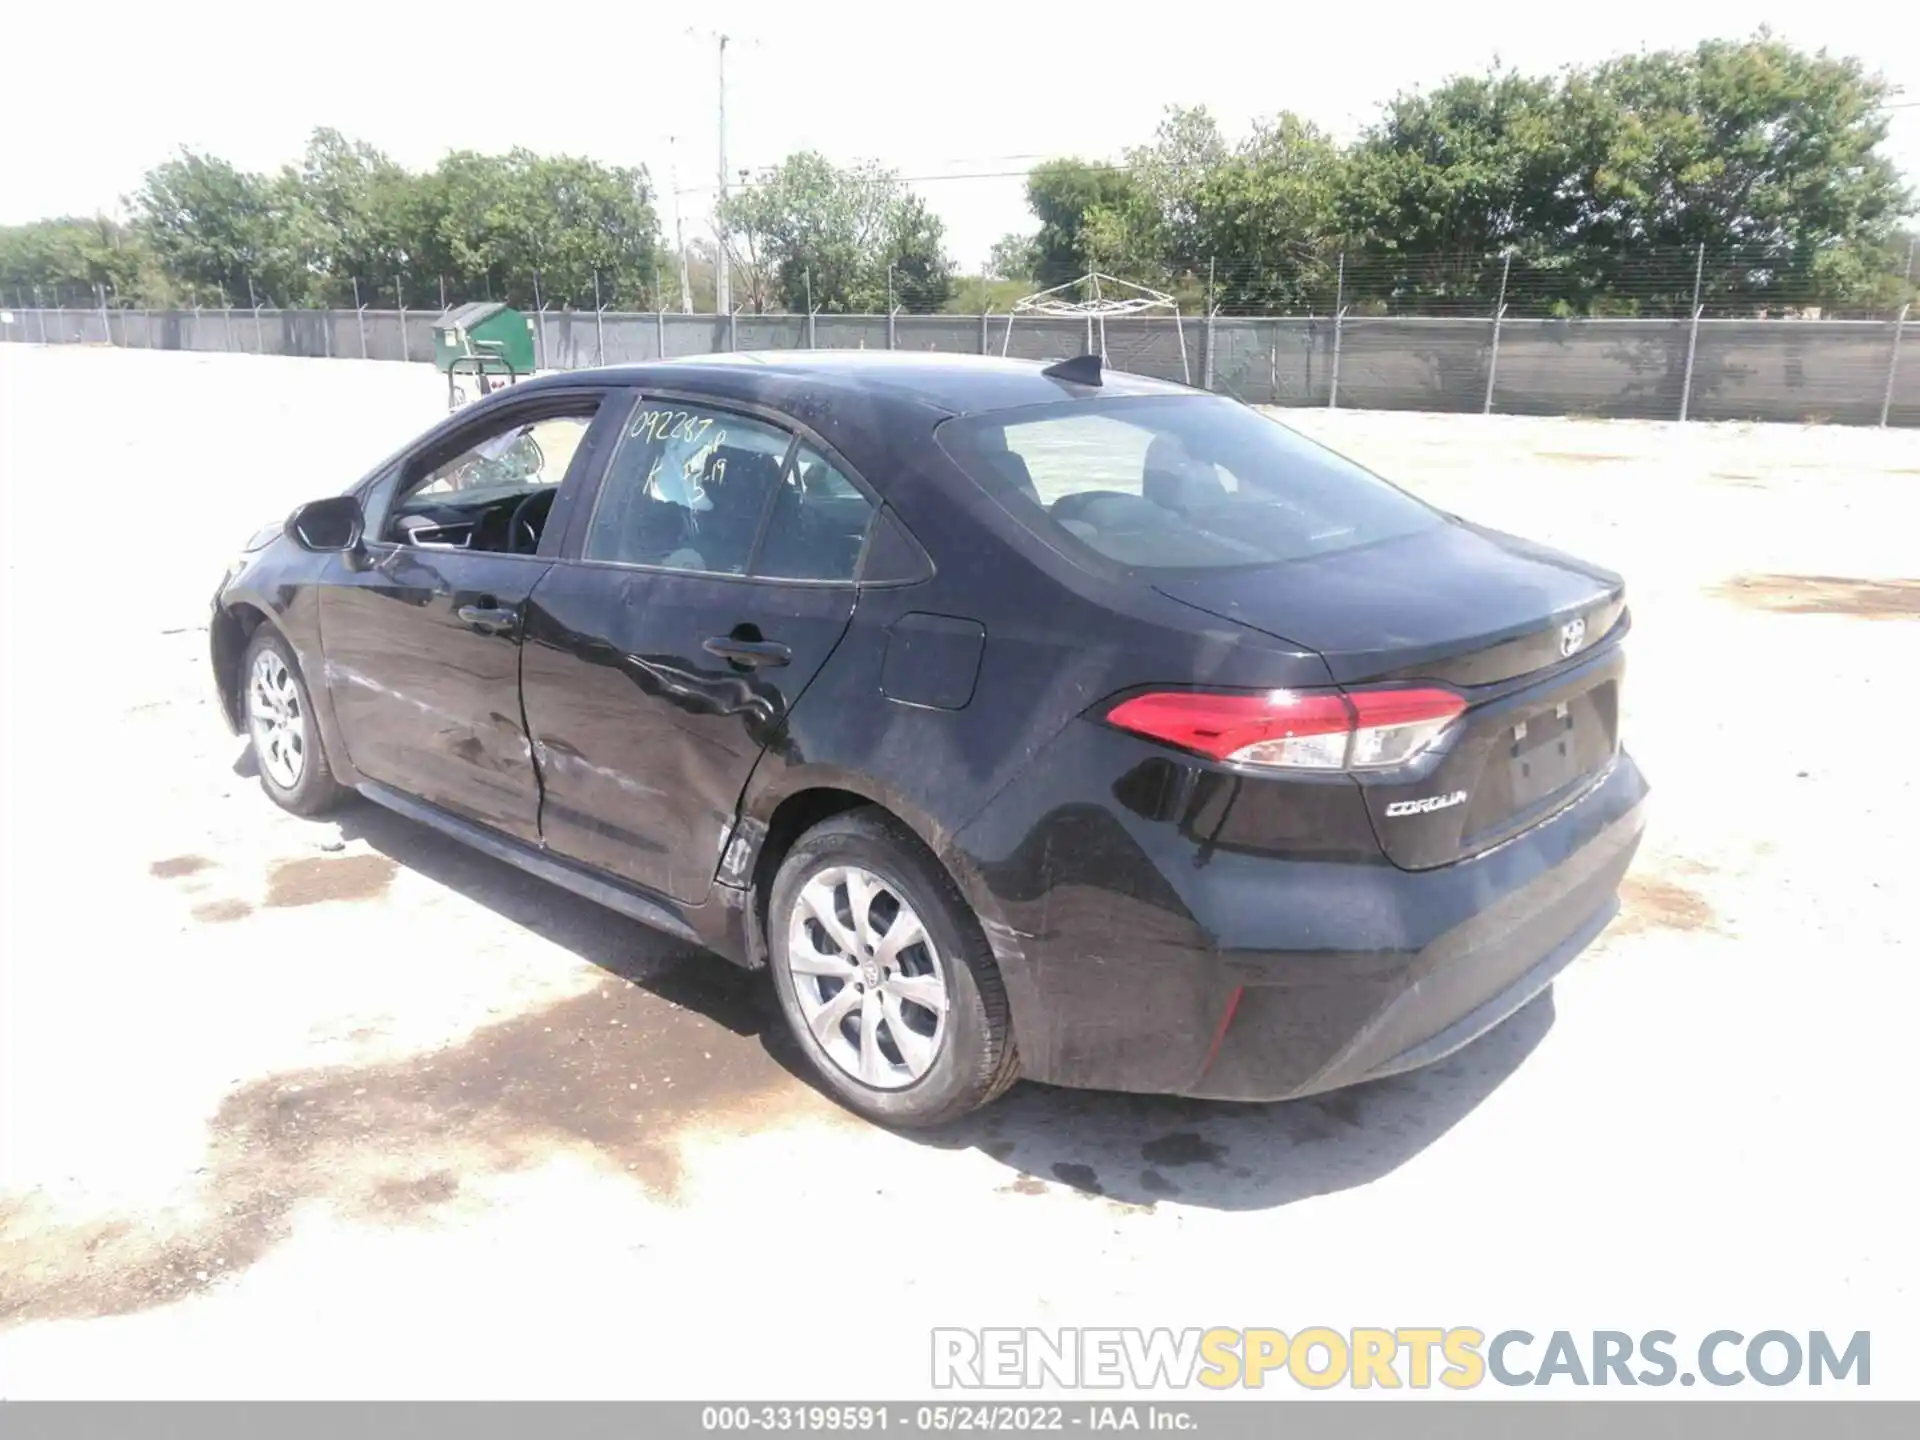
785, 865, 950, 1090
246, 649, 307, 790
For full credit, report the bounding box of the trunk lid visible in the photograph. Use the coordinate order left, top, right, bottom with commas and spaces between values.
1151, 519, 1625, 687
1153, 519, 1629, 869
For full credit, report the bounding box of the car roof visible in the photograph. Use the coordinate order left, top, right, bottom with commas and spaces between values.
516, 349, 1199, 418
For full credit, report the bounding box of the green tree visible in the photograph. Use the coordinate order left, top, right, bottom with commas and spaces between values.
132, 149, 290, 305
434, 148, 666, 310
1023, 159, 1146, 287
1185, 114, 1347, 311
941, 275, 1029, 314
717, 152, 952, 312
1017, 106, 1347, 311
1569, 35, 1912, 312
882, 192, 953, 310
680, 236, 720, 313
1339, 35, 1912, 314
127, 134, 666, 312
1108, 105, 1230, 281
1338, 67, 1574, 311
986, 232, 1038, 281
278, 128, 427, 306
16, 35, 1912, 323
0, 216, 158, 305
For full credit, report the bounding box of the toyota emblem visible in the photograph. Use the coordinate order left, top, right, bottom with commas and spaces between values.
1559, 616, 1587, 658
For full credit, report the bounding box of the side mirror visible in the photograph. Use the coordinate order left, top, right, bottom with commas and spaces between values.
287, 495, 365, 553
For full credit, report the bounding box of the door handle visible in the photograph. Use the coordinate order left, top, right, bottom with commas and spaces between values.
703, 636, 791, 668
457, 602, 519, 633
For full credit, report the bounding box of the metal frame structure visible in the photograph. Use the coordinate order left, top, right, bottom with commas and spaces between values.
447, 343, 523, 412
1002, 270, 1191, 385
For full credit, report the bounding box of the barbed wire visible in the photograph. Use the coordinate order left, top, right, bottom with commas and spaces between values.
8, 239, 1913, 320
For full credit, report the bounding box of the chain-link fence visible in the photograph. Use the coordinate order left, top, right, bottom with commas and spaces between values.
4, 301, 1912, 426
2, 303, 437, 362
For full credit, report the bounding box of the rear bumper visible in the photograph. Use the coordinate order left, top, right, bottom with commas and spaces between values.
1192, 765, 1642, 1100
956, 734, 1648, 1102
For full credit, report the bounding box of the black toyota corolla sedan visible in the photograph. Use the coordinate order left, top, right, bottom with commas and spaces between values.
211, 350, 1647, 1126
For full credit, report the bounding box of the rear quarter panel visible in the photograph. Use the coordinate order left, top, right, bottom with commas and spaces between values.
734, 430, 1341, 1065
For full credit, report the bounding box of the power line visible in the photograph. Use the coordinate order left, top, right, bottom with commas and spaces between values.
680, 125, 1920, 195
674, 161, 1140, 196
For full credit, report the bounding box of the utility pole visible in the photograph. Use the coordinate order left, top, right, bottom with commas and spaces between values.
1679, 242, 1706, 423
1329, 251, 1346, 410
670, 135, 693, 313
683, 25, 757, 316
714, 32, 731, 317
1484, 250, 1513, 416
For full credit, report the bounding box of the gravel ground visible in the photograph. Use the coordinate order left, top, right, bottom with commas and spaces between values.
1, 345, 1915, 1398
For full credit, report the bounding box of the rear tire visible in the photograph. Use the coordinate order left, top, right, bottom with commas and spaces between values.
241, 625, 344, 817
767, 808, 1019, 1127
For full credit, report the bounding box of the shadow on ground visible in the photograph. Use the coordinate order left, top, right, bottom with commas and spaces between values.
2, 783, 1552, 1327
923, 997, 1550, 1211
330, 791, 1550, 1215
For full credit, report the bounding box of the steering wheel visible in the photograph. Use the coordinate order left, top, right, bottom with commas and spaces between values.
507, 489, 554, 554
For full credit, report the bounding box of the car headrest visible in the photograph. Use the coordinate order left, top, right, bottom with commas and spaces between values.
1143, 434, 1189, 473
705, 449, 782, 514
1142, 433, 1226, 513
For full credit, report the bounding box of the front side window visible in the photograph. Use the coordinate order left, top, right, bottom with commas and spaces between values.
584, 403, 793, 574
386, 411, 595, 551
935, 395, 1441, 571
411, 415, 588, 499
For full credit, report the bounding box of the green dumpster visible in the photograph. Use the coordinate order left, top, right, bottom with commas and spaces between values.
432, 302, 537, 411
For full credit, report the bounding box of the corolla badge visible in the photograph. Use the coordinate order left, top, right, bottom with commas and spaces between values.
1559, 616, 1587, 657
1384, 790, 1468, 818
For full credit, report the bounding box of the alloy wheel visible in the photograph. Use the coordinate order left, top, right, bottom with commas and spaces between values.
247, 648, 307, 790
785, 865, 949, 1089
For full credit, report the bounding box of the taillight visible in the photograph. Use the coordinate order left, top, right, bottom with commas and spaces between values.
1344, 689, 1469, 768
1105, 687, 1465, 772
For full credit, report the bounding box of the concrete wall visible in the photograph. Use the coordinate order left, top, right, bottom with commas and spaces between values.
4, 305, 1911, 426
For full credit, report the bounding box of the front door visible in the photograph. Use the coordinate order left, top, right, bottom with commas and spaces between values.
522, 397, 879, 901
321, 396, 612, 841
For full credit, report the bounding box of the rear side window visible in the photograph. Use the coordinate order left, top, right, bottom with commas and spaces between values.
585, 404, 792, 573
935, 395, 1440, 571
756, 445, 875, 581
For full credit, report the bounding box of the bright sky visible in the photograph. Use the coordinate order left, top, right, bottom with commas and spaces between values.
2, 1, 1914, 269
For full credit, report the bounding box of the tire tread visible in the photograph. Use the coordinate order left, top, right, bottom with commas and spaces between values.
242, 625, 344, 817
771, 805, 1020, 1127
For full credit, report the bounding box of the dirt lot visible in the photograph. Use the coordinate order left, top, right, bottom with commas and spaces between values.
1, 345, 1916, 1398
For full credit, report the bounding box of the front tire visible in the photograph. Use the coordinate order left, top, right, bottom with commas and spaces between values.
241, 625, 343, 817
767, 809, 1019, 1127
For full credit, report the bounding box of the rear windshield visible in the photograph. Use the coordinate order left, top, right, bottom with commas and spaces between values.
934, 395, 1441, 570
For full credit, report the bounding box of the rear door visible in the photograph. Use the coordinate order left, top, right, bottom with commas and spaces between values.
522, 393, 880, 901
